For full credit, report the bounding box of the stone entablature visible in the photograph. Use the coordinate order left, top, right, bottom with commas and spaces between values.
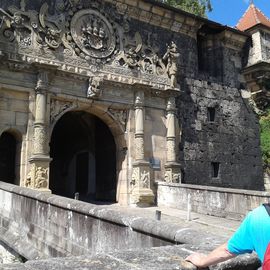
0, 0, 185, 91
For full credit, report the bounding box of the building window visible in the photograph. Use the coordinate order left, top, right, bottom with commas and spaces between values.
211, 162, 220, 178
207, 107, 216, 122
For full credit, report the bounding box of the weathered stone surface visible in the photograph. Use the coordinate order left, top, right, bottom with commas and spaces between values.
157, 182, 270, 220
0, 182, 262, 269
0, 245, 260, 270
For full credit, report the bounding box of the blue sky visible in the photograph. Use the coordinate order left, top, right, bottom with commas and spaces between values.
207, 0, 270, 27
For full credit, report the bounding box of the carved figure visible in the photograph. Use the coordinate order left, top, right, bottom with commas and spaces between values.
35, 167, 48, 189
0, 7, 37, 45
87, 76, 103, 98
25, 173, 31, 187
131, 167, 139, 188
163, 41, 180, 88
141, 170, 150, 188
172, 173, 181, 183
44, 27, 62, 49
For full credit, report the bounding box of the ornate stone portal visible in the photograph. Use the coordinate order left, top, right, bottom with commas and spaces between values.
0, 0, 182, 206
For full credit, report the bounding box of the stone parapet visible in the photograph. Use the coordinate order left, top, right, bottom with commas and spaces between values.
0, 245, 261, 270
0, 183, 261, 269
157, 182, 270, 220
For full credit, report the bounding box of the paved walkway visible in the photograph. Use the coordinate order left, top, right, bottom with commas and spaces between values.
107, 205, 242, 239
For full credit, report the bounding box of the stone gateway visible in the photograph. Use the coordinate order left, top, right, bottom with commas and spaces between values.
0, 0, 266, 210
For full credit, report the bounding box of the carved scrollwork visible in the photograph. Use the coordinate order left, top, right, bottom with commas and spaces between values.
0, 1, 69, 50
0, 1, 178, 87
50, 99, 74, 123
108, 109, 128, 129
164, 170, 181, 183
112, 31, 176, 82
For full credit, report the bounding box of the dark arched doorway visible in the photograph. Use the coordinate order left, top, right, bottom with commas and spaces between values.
0, 132, 17, 184
49, 111, 117, 203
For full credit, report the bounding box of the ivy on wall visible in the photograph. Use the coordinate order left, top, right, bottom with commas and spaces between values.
260, 110, 270, 174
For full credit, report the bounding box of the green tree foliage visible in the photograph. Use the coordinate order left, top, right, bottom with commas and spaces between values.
158, 0, 212, 17
260, 111, 270, 174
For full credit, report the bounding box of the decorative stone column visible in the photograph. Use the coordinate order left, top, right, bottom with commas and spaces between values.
130, 90, 154, 206
164, 97, 181, 183
27, 70, 51, 191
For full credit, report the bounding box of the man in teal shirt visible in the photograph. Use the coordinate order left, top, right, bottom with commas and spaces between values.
186, 205, 270, 267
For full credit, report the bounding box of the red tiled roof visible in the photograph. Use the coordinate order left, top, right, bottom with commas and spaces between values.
236, 4, 270, 31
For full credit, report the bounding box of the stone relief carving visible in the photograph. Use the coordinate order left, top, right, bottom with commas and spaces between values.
130, 167, 139, 188
0, 3, 64, 49
33, 127, 47, 154
87, 76, 103, 98
131, 168, 150, 189
141, 170, 150, 188
108, 109, 128, 128
0, 1, 179, 88
50, 99, 74, 123
71, 9, 116, 59
113, 31, 168, 78
164, 170, 181, 183
26, 165, 49, 189
135, 136, 144, 160
166, 140, 176, 162
25, 171, 32, 187
34, 167, 49, 189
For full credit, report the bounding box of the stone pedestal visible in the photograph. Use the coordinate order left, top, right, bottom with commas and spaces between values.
164, 162, 181, 183
130, 161, 155, 207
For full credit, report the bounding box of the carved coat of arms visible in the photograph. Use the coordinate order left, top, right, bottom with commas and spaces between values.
70, 9, 116, 59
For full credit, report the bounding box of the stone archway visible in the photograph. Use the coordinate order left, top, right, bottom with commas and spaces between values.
49, 111, 117, 203
0, 131, 17, 184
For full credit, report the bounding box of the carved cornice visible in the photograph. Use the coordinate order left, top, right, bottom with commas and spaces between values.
114, 1, 202, 37
242, 62, 270, 112
216, 30, 248, 51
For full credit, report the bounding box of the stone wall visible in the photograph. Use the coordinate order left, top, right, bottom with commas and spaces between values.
0, 182, 261, 270
157, 182, 270, 220
177, 79, 264, 190
261, 30, 270, 61
0, 182, 176, 259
